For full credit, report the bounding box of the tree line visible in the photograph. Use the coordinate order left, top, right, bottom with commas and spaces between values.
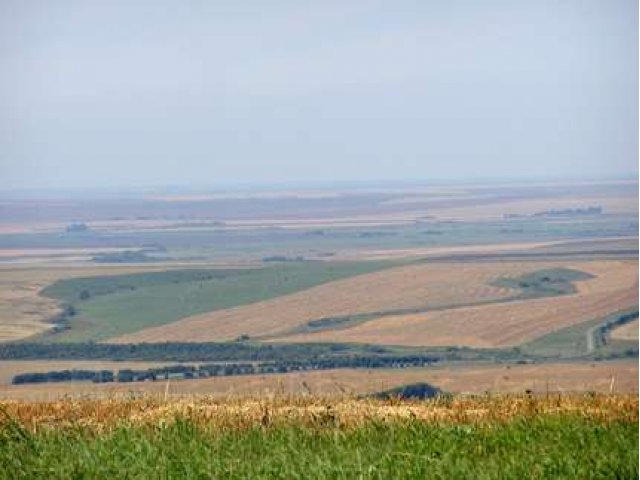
593, 311, 639, 350
12, 355, 439, 385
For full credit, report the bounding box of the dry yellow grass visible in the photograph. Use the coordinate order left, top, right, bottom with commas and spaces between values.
610, 318, 639, 341
0, 360, 635, 402
1, 393, 636, 434
275, 260, 638, 347
111, 260, 582, 344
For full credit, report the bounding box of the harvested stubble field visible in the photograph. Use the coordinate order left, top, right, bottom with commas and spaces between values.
610, 318, 639, 341
112, 260, 594, 344
273, 260, 638, 347
0, 360, 636, 401
0, 394, 637, 479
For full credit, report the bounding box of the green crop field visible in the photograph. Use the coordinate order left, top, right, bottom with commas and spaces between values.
37, 260, 402, 343
3, 417, 635, 479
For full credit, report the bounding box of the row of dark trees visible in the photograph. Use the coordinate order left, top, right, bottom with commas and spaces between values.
12, 355, 439, 385
594, 311, 639, 349
13, 369, 114, 384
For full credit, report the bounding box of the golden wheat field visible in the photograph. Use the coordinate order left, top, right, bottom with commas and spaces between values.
111, 259, 610, 344
0, 360, 635, 402
273, 260, 638, 347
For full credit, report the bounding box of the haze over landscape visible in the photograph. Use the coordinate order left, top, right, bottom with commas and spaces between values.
0, 1, 638, 478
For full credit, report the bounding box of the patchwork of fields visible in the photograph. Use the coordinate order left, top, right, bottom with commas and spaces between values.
0, 182, 636, 405
110, 259, 637, 348
36, 260, 401, 342
273, 260, 638, 347
109, 260, 533, 343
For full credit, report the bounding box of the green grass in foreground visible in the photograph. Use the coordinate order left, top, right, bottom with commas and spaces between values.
38, 260, 400, 342
1, 416, 636, 479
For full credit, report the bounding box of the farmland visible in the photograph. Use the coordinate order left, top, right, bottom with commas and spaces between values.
36, 260, 402, 342
272, 260, 637, 347
1, 0, 638, 474
111, 259, 637, 346
109, 260, 537, 343
0, 180, 637, 406
0, 394, 637, 479
610, 319, 639, 341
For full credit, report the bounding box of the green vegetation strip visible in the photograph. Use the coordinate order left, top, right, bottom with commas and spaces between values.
522, 308, 639, 359
490, 267, 593, 297
0, 340, 545, 364
38, 260, 402, 342
1, 416, 636, 479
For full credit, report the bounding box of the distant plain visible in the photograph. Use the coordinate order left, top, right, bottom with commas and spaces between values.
0, 180, 637, 398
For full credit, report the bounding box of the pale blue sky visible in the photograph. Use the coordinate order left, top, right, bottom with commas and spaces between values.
0, 0, 637, 189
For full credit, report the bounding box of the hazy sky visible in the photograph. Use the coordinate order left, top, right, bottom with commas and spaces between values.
1, 0, 637, 189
